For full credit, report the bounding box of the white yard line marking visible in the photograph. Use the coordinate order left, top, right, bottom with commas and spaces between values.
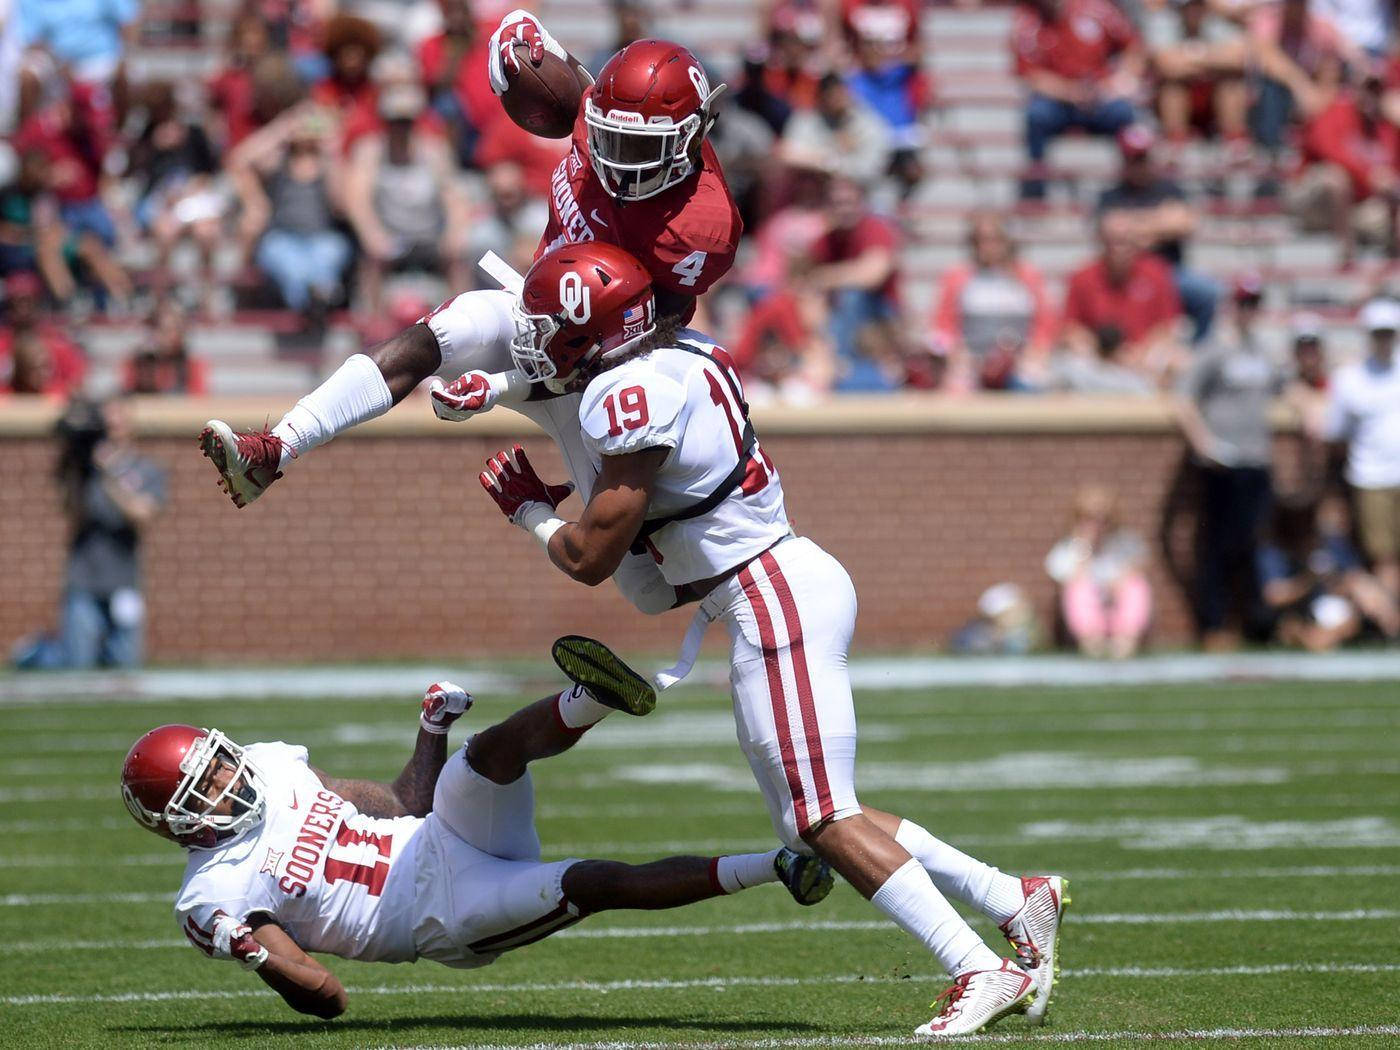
4, 650, 1400, 709
5, 964, 1399, 1001
382, 1026, 1400, 1050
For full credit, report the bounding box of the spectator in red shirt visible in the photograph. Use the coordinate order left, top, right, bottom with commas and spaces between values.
0, 273, 86, 397
310, 14, 381, 153
759, 2, 828, 115
208, 12, 276, 150
802, 176, 905, 391
1062, 210, 1184, 385
123, 299, 208, 395
1289, 61, 1399, 264
931, 211, 1057, 392
14, 81, 118, 246
417, 0, 497, 168
1012, 0, 1144, 199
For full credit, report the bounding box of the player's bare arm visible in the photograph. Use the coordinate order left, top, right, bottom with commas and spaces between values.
479, 443, 665, 586
247, 916, 348, 1018
548, 448, 667, 585
311, 682, 473, 817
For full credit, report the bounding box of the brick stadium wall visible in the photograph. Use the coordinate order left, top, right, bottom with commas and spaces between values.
0, 398, 1306, 662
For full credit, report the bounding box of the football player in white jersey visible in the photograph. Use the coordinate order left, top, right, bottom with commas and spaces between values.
473, 243, 1072, 1039
119, 637, 834, 1018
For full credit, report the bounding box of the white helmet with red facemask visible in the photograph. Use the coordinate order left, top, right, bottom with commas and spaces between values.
584, 39, 724, 202
121, 724, 267, 850
511, 241, 657, 392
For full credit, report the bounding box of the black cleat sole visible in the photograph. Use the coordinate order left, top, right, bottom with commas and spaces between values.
551, 635, 656, 716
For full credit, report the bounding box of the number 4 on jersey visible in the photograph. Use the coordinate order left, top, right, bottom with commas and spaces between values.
671, 251, 707, 288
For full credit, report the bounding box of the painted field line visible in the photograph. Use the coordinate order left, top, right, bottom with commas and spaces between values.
389, 1025, 1400, 1050
7, 964, 1400, 1004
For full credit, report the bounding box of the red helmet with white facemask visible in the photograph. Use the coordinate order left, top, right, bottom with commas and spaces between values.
584, 39, 724, 201
511, 241, 657, 392
120, 724, 267, 850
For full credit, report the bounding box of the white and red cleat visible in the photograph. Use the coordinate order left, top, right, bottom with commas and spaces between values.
915, 960, 1034, 1038
198, 420, 289, 508
999, 874, 1070, 1025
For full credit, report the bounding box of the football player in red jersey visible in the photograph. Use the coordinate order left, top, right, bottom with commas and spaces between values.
199, 12, 741, 521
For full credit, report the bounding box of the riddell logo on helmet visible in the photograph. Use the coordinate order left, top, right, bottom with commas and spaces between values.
559, 271, 592, 324
606, 109, 645, 125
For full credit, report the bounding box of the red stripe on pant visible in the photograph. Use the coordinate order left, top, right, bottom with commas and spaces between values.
760, 550, 834, 825
739, 562, 812, 834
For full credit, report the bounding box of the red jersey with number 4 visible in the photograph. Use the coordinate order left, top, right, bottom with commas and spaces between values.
174, 742, 426, 964
578, 330, 789, 586
538, 110, 743, 308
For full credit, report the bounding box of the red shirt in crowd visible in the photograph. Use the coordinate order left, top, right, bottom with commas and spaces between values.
810, 214, 901, 303
310, 77, 379, 153
14, 104, 110, 204
417, 29, 498, 135
1299, 92, 1400, 200
0, 326, 87, 396
208, 67, 259, 148
1063, 252, 1180, 345
1012, 0, 1138, 82
474, 117, 568, 198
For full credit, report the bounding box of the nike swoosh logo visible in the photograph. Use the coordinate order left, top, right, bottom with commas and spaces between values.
289, 790, 299, 810
589, 208, 609, 228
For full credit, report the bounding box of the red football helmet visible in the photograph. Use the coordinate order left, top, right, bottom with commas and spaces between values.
584, 39, 724, 201
511, 241, 657, 391
120, 724, 267, 850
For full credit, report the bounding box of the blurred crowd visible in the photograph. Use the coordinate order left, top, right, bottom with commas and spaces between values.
3, 0, 1400, 660
5, 0, 1400, 394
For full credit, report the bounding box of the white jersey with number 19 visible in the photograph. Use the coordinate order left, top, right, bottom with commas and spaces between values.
578, 331, 790, 586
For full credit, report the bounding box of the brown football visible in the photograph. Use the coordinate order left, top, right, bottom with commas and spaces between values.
500, 44, 586, 139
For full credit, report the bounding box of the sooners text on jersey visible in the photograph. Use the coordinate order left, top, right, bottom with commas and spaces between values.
176, 743, 424, 964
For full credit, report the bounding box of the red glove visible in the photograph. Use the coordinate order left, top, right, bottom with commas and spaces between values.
487, 10, 565, 95
430, 372, 494, 421
421, 681, 473, 735
210, 910, 269, 970
479, 444, 574, 525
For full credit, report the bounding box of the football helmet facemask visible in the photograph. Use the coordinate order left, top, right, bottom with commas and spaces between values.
585, 39, 724, 201
121, 724, 267, 850
511, 241, 657, 392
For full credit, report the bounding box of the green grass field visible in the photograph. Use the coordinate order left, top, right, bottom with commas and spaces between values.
3, 673, 1399, 1049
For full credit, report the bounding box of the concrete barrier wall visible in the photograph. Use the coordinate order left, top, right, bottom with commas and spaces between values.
0, 395, 1307, 662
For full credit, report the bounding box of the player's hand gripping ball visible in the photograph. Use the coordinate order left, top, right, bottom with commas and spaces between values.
488, 9, 586, 138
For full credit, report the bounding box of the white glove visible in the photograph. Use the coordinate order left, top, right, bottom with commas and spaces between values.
421, 680, 474, 734
211, 910, 268, 971
429, 370, 527, 421
487, 8, 568, 96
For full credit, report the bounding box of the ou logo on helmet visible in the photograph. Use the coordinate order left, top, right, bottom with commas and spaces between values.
559, 271, 591, 324
687, 65, 709, 104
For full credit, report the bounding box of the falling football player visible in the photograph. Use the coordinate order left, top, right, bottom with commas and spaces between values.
119, 637, 832, 1018
475, 242, 1071, 1039
198, 10, 741, 622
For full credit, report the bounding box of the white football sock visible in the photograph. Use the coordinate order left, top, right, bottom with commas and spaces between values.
272, 354, 394, 468
896, 819, 1025, 924
712, 849, 781, 893
554, 685, 612, 730
870, 858, 1001, 977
